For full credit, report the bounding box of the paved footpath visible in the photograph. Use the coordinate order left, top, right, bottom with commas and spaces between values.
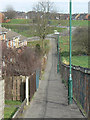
23, 38, 84, 118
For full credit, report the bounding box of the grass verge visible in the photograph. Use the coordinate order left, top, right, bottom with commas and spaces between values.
2, 19, 33, 25
60, 36, 88, 68
4, 100, 21, 119
50, 20, 88, 27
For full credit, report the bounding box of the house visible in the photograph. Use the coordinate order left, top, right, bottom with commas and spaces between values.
15, 11, 28, 19
5, 19, 11, 23
0, 13, 5, 23
1, 27, 28, 49
71, 14, 78, 20
75, 14, 80, 20
0, 32, 7, 41
79, 14, 86, 20
5, 29, 28, 48
84, 14, 89, 20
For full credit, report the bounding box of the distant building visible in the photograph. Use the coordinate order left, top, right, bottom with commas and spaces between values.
0, 13, 5, 23
15, 11, 28, 19
84, 14, 89, 20
75, 14, 80, 20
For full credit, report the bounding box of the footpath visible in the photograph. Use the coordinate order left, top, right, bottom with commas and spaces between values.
23, 38, 84, 118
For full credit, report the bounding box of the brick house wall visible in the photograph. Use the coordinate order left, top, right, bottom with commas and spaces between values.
0, 13, 5, 23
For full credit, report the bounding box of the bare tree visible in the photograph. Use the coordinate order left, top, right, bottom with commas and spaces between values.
33, 0, 55, 49
4, 6, 16, 19
2, 46, 41, 76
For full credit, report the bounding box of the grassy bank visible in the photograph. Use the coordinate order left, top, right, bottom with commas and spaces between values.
2, 19, 88, 27
4, 100, 21, 119
28, 39, 50, 54
2, 19, 33, 25
59, 36, 88, 68
2, 24, 66, 37
51, 20, 88, 27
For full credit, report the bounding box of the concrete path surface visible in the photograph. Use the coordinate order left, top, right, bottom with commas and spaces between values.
23, 38, 84, 118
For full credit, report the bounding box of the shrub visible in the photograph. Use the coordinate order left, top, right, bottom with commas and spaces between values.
72, 27, 88, 55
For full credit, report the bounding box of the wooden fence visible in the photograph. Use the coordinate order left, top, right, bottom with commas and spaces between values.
5, 76, 26, 101
4, 72, 37, 102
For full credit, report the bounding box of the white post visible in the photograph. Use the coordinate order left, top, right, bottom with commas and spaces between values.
26, 76, 29, 105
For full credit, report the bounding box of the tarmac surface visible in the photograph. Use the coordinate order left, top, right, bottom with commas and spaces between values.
23, 37, 84, 118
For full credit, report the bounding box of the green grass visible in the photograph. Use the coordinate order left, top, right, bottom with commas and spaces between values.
4, 107, 18, 119
51, 20, 88, 27
2, 23, 66, 37
72, 20, 88, 27
28, 39, 50, 55
13, 29, 37, 37
2, 19, 88, 27
2, 19, 32, 25
54, 27, 67, 32
28, 39, 50, 48
62, 56, 88, 68
5, 100, 21, 105
4, 100, 21, 119
60, 36, 89, 68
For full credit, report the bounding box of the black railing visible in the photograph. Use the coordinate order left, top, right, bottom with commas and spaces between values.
59, 53, 90, 117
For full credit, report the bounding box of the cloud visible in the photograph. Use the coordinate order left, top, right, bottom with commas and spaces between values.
0, 0, 89, 13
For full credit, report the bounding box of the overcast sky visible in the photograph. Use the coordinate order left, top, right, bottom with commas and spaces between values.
0, 0, 90, 13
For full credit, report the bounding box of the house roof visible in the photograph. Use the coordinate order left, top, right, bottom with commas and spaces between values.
0, 27, 28, 42
6, 30, 19, 40
0, 27, 8, 33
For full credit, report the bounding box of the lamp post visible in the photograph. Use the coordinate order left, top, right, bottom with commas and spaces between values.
54, 30, 60, 73
57, 32, 60, 73
68, 0, 73, 104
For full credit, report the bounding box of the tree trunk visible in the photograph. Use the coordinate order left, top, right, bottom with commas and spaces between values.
42, 39, 44, 49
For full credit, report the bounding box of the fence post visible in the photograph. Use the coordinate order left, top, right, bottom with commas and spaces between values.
26, 76, 29, 105
88, 77, 90, 120
36, 70, 39, 90
54, 31, 60, 73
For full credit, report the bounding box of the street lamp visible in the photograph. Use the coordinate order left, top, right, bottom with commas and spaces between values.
54, 30, 60, 73
68, 0, 73, 104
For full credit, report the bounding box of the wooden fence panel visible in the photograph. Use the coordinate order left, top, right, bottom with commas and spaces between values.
5, 76, 13, 100
13, 76, 17, 101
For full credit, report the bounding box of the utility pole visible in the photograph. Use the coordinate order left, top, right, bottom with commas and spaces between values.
68, 0, 73, 104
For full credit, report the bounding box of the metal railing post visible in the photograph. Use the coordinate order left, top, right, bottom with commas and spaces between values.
57, 33, 60, 73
